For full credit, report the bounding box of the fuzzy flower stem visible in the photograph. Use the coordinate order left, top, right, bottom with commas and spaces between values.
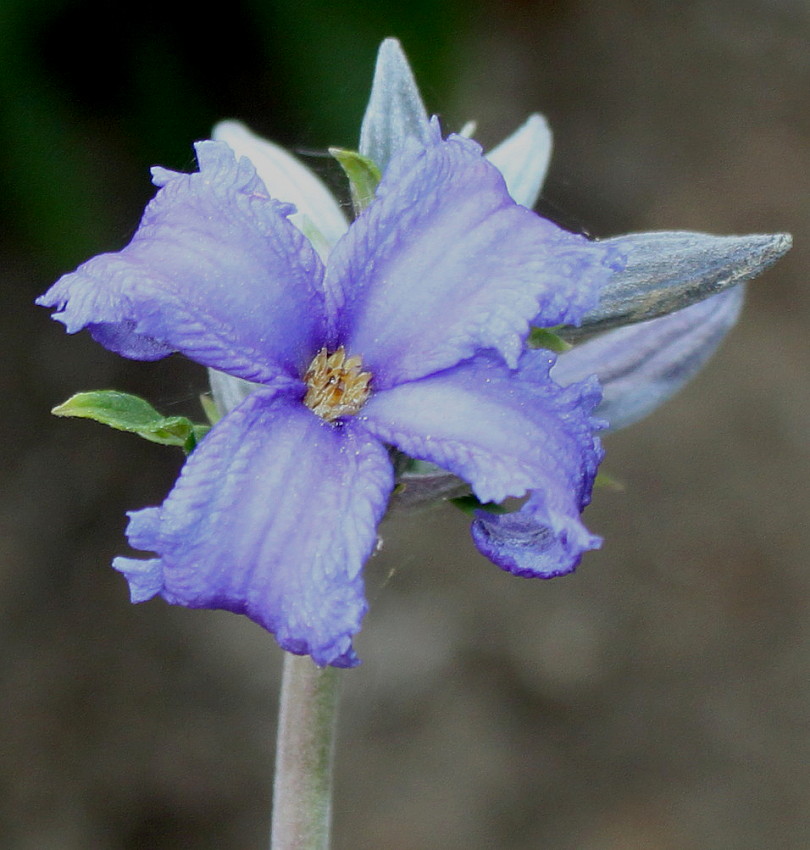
271, 653, 340, 850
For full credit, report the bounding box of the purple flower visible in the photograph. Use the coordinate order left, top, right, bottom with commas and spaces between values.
38, 127, 622, 666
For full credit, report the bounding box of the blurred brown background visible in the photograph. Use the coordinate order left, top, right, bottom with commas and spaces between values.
2, 1, 808, 847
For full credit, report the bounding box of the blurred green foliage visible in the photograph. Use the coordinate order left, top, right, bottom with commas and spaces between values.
0, 0, 475, 271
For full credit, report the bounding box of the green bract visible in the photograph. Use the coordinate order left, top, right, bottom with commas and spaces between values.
52, 390, 209, 454
329, 148, 382, 215
526, 326, 572, 353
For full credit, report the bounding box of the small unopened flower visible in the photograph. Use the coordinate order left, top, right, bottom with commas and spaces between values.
38, 124, 622, 666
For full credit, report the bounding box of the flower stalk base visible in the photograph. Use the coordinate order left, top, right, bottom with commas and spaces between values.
271, 653, 340, 850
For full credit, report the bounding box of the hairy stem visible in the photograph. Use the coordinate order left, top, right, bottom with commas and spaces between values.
270, 653, 340, 850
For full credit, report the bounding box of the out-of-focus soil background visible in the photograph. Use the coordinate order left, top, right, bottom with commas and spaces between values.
2, 1, 809, 848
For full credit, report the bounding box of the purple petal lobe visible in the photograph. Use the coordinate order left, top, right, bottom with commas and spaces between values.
326, 136, 621, 389
37, 141, 326, 383
471, 491, 602, 579
552, 285, 745, 431
359, 351, 603, 523
117, 387, 394, 667
112, 556, 164, 601
87, 322, 174, 360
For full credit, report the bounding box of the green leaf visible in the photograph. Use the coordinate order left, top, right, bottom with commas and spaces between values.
450, 494, 510, 516
594, 470, 625, 491
526, 326, 572, 353
329, 148, 381, 215
52, 391, 209, 454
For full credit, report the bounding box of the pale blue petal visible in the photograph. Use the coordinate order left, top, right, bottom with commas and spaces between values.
213, 120, 348, 256
115, 387, 394, 667
359, 351, 602, 517
486, 113, 553, 209
328, 135, 621, 389
567, 230, 791, 338
553, 285, 745, 432
38, 141, 326, 383
359, 38, 432, 173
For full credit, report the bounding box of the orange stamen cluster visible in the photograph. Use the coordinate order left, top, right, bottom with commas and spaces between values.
303, 346, 372, 422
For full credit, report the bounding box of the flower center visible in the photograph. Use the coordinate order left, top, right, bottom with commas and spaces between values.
303, 346, 372, 422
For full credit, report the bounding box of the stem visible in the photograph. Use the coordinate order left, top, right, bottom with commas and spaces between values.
271, 653, 340, 850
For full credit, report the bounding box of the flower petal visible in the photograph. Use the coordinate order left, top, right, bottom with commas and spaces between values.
113, 387, 394, 667
359, 351, 603, 521
471, 490, 602, 579
213, 120, 348, 257
359, 38, 432, 174
114, 555, 165, 602
552, 285, 745, 432
328, 135, 622, 389
486, 113, 553, 209
38, 141, 327, 383
565, 230, 791, 339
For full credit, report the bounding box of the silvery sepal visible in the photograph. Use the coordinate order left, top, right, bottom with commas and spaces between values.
213, 120, 348, 258
208, 369, 262, 418
359, 38, 432, 173
486, 113, 553, 209
563, 230, 792, 339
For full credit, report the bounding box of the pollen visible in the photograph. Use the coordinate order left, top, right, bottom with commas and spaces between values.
303, 346, 372, 422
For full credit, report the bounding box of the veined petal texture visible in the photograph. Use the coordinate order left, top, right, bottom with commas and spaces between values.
567, 230, 791, 338
38, 141, 327, 383
213, 120, 348, 255
359, 351, 603, 517
359, 38, 432, 173
115, 388, 394, 667
486, 113, 553, 209
552, 285, 745, 431
328, 135, 621, 389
